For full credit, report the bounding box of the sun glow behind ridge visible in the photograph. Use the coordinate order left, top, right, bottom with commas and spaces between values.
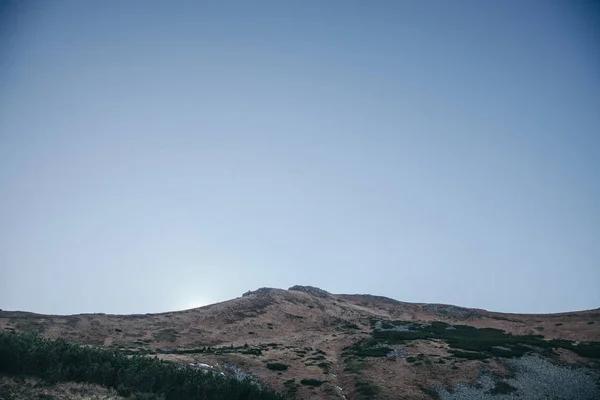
183, 297, 211, 310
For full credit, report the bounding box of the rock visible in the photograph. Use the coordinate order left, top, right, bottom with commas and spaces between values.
288, 285, 331, 298
242, 287, 275, 297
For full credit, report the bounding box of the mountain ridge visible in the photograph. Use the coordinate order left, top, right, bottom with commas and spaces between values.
3, 285, 598, 317
1, 285, 599, 399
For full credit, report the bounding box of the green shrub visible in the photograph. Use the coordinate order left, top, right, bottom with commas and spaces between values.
370, 320, 599, 360
284, 383, 298, 397
240, 348, 262, 356
343, 338, 393, 358
354, 347, 392, 357
488, 381, 518, 395
117, 384, 132, 397
0, 332, 285, 400
131, 393, 165, 400
266, 363, 288, 371
449, 350, 488, 360
355, 378, 380, 397
418, 384, 440, 400
300, 379, 323, 387
549, 340, 600, 358
343, 359, 365, 373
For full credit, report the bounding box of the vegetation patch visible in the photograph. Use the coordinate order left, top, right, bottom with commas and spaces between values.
266, 363, 288, 371
240, 347, 263, 356
65, 317, 80, 328
300, 379, 323, 387
316, 362, 330, 372
449, 350, 488, 360
343, 359, 366, 373
354, 347, 393, 357
547, 340, 600, 358
418, 384, 440, 399
487, 381, 518, 395
153, 328, 178, 343
370, 320, 600, 360
283, 379, 299, 398
343, 338, 393, 358
354, 378, 380, 398
0, 331, 285, 400
12, 318, 46, 333
284, 313, 304, 320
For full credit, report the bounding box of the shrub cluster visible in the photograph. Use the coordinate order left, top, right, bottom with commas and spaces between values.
299, 379, 323, 386
266, 363, 288, 371
0, 332, 285, 400
372, 321, 600, 359
346, 320, 600, 361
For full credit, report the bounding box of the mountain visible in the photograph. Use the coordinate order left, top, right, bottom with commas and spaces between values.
1, 285, 599, 399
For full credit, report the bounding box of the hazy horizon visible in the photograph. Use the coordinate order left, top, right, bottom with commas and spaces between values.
1, 1, 599, 315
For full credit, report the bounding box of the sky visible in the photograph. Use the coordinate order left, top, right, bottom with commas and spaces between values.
1, 1, 599, 315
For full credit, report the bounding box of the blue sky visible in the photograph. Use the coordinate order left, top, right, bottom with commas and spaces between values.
1, 1, 599, 314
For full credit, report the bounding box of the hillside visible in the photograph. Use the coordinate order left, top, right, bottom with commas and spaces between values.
1, 286, 599, 399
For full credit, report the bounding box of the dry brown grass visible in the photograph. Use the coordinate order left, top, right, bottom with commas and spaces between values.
0, 376, 125, 400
